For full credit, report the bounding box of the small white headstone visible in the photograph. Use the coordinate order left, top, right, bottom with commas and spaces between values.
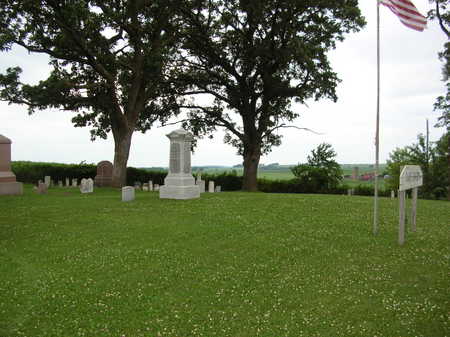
80, 178, 89, 193
215, 186, 221, 192
65, 178, 70, 186
122, 186, 135, 202
391, 190, 395, 199
58, 181, 63, 187
44, 176, 51, 188
87, 178, 94, 193
196, 175, 206, 193
72, 178, 78, 187
142, 183, 149, 191
208, 181, 215, 193
154, 184, 160, 191
149, 181, 153, 191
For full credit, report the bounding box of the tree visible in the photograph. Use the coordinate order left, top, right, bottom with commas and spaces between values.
428, 0, 449, 199
385, 134, 448, 199
176, 0, 365, 191
291, 143, 342, 192
0, 0, 181, 187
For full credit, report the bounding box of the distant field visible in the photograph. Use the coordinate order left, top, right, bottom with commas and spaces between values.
202, 165, 387, 187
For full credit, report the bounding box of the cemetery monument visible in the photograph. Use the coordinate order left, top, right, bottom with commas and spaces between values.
0, 135, 23, 195
160, 129, 200, 199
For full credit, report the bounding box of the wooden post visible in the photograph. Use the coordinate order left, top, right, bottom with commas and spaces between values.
373, 0, 381, 236
411, 187, 418, 232
399, 190, 406, 245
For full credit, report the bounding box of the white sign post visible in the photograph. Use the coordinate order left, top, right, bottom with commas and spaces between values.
398, 165, 423, 245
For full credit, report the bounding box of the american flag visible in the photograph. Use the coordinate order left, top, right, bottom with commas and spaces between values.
379, 0, 427, 31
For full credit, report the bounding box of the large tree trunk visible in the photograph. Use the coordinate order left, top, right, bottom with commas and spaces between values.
448, 135, 450, 200
111, 129, 133, 188
242, 144, 261, 191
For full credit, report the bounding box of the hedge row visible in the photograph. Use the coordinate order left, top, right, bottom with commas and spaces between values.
12, 161, 97, 184
11, 161, 389, 196
11, 161, 167, 186
257, 178, 390, 197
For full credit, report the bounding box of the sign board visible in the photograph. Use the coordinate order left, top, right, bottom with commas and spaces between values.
399, 165, 423, 191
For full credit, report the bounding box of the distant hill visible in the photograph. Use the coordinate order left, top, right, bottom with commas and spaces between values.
140, 164, 387, 173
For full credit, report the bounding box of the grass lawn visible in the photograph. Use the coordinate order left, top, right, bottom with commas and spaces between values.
0, 186, 448, 337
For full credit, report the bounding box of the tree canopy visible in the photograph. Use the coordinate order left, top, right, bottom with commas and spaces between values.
0, 0, 181, 186
177, 0, 365, 191
427, 0, 449, 129
385, 133, 448, 199
291, 143, 343, 192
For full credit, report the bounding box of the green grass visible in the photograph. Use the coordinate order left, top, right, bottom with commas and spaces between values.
1, 186, 449, 337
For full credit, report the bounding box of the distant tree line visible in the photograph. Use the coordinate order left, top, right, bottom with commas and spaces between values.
385, 133, 448, 200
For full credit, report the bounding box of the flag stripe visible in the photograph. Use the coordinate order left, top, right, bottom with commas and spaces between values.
380, 0, 426, 21
379, 0, 427, 31
389, 3, 427, 23
384, 1, 427, 24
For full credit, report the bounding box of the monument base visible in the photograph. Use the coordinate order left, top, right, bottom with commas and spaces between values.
159, 185, 200, 200
94, 176, 112, 187
0, 182, 23, 195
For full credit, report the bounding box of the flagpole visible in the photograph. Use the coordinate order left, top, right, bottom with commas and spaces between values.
374, 0, 380, 235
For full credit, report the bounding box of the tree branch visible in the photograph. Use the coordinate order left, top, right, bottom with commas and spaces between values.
435, 0, 450, 38
267, 124, 324, 135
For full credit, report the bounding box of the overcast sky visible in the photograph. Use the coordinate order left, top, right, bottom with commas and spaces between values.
0, 1, 447, 167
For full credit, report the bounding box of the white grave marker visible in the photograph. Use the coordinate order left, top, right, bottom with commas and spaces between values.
87, 178, 94, 193
44, 176, 51, 188
122, 186, 135, 202
196, 173, 206, 193
80, 178, 88, 193
208, 181, 215, 193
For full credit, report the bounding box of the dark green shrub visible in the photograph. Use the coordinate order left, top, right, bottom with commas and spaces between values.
198, 170, 243, 191
126, 167, 167, 186
291, 143, 343, 192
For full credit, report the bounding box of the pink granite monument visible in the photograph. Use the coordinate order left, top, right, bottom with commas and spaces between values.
0, 135, 23, 195
94, 160, 113, 187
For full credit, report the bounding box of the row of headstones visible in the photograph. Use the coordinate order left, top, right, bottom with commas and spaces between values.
36, 177, 94, 194
131, 180, 222, 193
347, 189, 398, 199
195, 175, 221, 193
133, 181, 160, 191
122, 181, 222, 202
40, 176, 87, 188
